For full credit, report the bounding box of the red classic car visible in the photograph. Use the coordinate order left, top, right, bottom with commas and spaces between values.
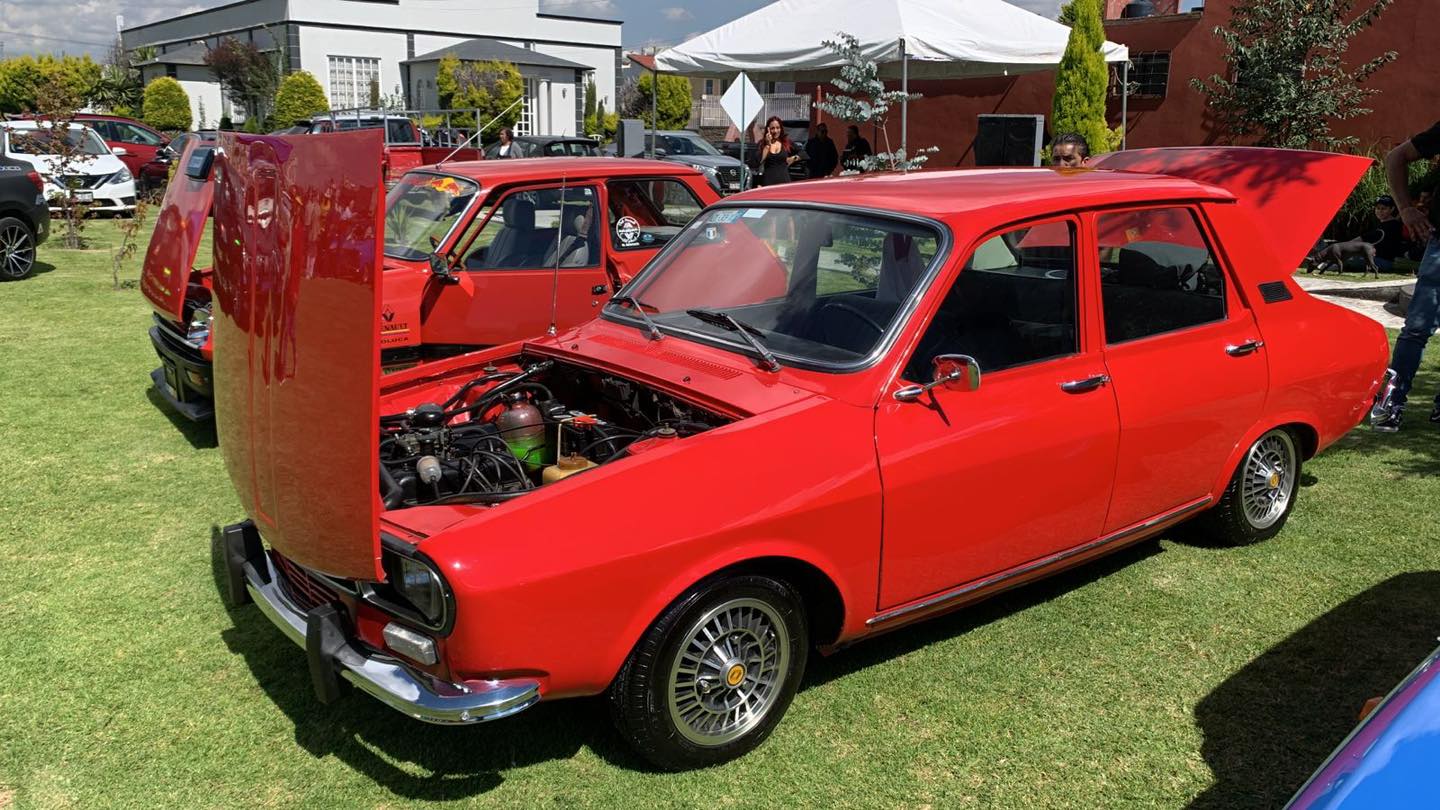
215, 133, 1388, 769
140, 138, 719, 420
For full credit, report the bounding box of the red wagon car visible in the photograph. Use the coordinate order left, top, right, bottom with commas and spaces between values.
215, 134, 1388, 769
140, 138, 718, 420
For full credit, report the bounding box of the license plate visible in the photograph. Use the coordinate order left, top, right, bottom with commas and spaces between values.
162, 361, 180, 400
73, 190, 94, 203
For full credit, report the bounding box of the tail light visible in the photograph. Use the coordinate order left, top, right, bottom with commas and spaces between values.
25, 171, 42, 194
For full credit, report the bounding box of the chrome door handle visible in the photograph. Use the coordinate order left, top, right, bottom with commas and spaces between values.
1226, 340, 1264, 357
1060, 374, 1110, 393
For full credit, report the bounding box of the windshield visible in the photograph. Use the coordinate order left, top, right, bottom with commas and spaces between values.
9, 126, 107, 156
656, 133, 721, 157
609, 206, 943, 368
383, 172, 481, 260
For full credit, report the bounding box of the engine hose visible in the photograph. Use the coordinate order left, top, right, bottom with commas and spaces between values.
379, 464, 404, 509
428, 490, 531, 505
439, 372, 518, 410
442, 362, 555, 421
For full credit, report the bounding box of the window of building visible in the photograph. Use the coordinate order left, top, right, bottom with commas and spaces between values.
515, 77, 539, 136
1096, 208, 1226, 344
904, 220, 1076, 381
704, 79, 714, 95
328, 55, 380, 109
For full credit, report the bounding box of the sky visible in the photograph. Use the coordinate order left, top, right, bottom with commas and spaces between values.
0, 0, 1069, 59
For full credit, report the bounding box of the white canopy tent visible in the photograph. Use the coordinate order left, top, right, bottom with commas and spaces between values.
654, 0, 1131, 155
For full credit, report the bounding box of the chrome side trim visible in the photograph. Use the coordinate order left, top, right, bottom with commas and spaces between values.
1370, 367, 1398, 423
244, 554, 540, 725
866, 497, 1214, 627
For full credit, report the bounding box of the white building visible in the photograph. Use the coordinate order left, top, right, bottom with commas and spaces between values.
123, 0, 621, 135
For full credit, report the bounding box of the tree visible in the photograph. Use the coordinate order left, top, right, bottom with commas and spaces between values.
271, 70, 329, 129
142, 78, 192, 132
92, 38, 144, 114
0, 55, 102, 114
1192, 0, 1395, 149
205, 38, 278, 125
1051, 0, 1118, 154
815, 32, 936, 173
34, 78, 91, 248
436, 55, 524, 131
634, 73, 691, 129
1058, 1, 1078, 26
583, 76, 598, 134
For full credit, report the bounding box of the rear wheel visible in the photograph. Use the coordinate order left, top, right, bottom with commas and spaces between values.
0, 217, 36, 281
1193, 427, 1301, 544
609, 575, 808, 770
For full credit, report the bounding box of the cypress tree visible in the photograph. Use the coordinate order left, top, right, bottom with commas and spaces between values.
1050, 0, 1111, 153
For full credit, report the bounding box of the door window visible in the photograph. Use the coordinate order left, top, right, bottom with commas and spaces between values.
90, 121, 117, 140
904, 220, 1077, 382
607, 178, 706, 251
455, 185, 600, 270
1096, 208, 1226, 344
116, 123, 164, 145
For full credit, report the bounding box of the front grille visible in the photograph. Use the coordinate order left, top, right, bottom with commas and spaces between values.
271, 552, 339, 613
719, 166, 741, 183
152, 314, 206, 362
61, 174, 107, 190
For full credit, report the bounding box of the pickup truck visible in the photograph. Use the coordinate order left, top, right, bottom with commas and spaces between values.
140, 133, 720, 421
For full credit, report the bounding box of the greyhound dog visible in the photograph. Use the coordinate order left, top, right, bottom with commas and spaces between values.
1305, 239, 1380, 278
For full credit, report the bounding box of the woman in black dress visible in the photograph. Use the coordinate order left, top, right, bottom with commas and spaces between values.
756, 116, 798, 186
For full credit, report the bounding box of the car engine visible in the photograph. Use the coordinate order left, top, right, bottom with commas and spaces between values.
378, 358, 729, 508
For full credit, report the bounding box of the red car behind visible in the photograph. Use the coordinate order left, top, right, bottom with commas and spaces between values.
75, 114, 171, 193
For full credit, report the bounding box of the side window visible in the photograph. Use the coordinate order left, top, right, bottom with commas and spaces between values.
1096, 208, 1225, 344
91, 121, 116, 140
455, 185, 599, 270
118, 123, 164, 145
904, 220, 1077, 382
607, 178, 706, 251
386, 119, 417, 144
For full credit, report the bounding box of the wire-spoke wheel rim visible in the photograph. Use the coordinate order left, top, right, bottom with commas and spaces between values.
667, 597, 790, 747
0, 223, 34, 279
1241, 431, 1296, 530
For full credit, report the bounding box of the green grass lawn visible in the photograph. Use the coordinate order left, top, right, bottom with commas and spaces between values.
4, 224, 1440, 808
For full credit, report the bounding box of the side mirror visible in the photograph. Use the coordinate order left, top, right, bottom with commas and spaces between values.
894, 354, 981, 402
428, 251, 460, 285
111, 146, 129, 157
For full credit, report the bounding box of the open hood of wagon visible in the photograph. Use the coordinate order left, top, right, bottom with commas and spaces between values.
140, 139, 214, 322
1090, 147, 1373, 273
211, 130, 387, 581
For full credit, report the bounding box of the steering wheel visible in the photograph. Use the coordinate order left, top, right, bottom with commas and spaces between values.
819, 300, 885, 347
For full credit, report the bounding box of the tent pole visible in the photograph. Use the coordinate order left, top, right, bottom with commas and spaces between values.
1120, 60, 1129, 151
900, 38, 908, 163
649, 64, 658, 158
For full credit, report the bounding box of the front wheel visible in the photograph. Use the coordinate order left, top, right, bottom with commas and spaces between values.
609, 575, 808, 770
1193, 427, 1301, 545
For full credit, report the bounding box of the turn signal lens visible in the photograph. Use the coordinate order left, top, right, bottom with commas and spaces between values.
382, 622, 438, 665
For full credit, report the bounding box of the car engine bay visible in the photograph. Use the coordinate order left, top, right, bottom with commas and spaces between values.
379, 358, 729, 508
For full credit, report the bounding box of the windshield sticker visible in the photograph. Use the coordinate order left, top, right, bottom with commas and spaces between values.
426, 175, 465, 196
615, 216, 641, 246
707, 209, 742, 224
741, 208, 767, 219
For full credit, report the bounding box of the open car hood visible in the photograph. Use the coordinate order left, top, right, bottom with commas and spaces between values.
212, 131, 386, 581
1090, 147, 1373, 273
140, 139, 214, 322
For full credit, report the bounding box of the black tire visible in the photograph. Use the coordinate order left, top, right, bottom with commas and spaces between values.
1191, 427, 1301, 545
609, 574, 809, 770
0, 216, 36, 281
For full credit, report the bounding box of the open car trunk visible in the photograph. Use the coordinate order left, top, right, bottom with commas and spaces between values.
211, 131, 386, 581
1090, 147, 1373, 274
140, 139, 215, 323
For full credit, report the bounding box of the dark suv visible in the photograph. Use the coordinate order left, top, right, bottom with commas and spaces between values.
0, 154, 49, 281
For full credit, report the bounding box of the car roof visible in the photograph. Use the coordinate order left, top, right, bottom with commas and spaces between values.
1, 120, 90, 131
727, 167, 1235, 222
421, 157, 702, 183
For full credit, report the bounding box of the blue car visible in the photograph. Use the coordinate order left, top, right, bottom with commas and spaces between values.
1288, 644, 1440, 808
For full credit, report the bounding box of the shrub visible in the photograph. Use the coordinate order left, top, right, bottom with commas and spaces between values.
271, 70, 329, 129
141, 77, 191, 131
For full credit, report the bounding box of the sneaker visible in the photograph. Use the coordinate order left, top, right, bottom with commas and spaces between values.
1374, 406, 1403, 433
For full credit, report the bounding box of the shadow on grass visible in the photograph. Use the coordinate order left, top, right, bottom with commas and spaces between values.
19, 258, 56, 279
207, 527, 628, 799
206, 528, 1169, 792
1189, 572, 1440, 809
145, 387, 217, 449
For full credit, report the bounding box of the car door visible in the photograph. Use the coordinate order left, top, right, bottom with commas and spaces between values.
1092, 206, 1268, 533
604, 176, 709, 289
875, 218, 1121, 610
420, 182, 609, 346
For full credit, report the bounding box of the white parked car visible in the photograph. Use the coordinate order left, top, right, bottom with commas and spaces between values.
2, 121, 136, 215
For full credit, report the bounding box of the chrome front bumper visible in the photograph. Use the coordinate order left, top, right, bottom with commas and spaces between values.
226, 523, 540, 725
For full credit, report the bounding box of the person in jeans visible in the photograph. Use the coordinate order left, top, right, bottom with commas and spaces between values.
1374, 120, 1440, 431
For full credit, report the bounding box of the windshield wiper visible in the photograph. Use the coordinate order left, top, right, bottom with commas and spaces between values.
610, 295, 663, 341
685, 308, 781, 372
